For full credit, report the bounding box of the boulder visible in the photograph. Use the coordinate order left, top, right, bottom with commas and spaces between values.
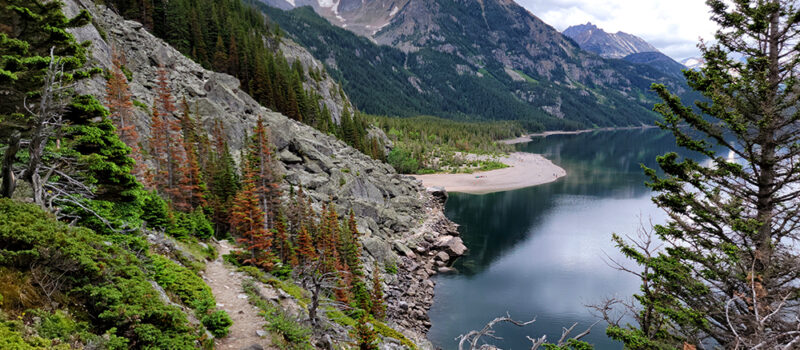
426, 186, 448, 204
435, 236, 468, 257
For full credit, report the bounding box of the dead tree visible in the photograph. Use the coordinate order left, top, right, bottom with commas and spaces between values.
18, 48, 73, 207
456, 313, 595, 350
296, 259, 349, 327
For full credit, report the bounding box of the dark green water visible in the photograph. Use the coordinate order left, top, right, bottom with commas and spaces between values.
427, 128, 687, 349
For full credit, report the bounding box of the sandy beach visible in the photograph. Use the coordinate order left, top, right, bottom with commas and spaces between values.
412, 152, 566, 195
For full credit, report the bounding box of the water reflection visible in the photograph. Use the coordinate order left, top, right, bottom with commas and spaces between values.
428, 128, 693, 350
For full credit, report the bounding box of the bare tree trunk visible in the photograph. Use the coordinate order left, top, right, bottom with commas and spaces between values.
0, 131, 20, 198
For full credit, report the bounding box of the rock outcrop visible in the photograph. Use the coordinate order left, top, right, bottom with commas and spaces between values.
65, 0, 463, 346
563, 22, 658, 59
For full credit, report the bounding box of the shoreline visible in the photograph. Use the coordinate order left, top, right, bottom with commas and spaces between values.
500, 125, 658, 145
412, 152, 566, 195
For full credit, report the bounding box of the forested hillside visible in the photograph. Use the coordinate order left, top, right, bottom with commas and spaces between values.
100, 0, 384, 159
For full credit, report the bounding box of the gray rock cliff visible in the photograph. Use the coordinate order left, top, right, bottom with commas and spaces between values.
64, 0, 461, 345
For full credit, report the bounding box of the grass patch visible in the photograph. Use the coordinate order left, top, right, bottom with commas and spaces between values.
325, 307, 357, 327
370, 318, 417, 349
513, 69, 538, 84
238, 266, 309, 306
242, 279, 312, 350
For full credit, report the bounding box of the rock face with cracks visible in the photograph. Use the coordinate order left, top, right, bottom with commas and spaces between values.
65, 0, 464, 345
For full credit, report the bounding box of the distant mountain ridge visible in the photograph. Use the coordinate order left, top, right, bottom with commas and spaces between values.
563, 22, 658, 59
257, 0, 699, 129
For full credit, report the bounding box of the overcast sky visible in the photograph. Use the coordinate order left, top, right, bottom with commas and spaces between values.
517, 0, 719, 61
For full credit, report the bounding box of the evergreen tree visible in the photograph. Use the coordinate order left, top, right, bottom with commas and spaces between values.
105, 49, 146, 182
0, 0, 95, 199
179, 98, 207, 209
207, 119, 240, 236
148, 66, 190, 209
351, 314, 379, 350
213, 35, 228, 73
609, 1, 800, 348
370, 262, 386, 320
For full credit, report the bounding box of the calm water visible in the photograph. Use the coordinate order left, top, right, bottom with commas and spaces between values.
427, 129, 687, 349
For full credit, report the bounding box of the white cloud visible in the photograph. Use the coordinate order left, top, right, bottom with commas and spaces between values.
516, 0, 719, 60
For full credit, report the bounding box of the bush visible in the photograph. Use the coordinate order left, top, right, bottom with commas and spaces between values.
387, 147, 419, 174
169, 208, 214, 240
141, 191, 171, 231
149, 254, 216, 314
0, 199, 203, 348
202, 310, 233, 338
33, 309, 90, 342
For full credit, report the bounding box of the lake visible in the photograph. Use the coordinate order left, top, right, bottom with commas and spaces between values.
427, 128, 686, 349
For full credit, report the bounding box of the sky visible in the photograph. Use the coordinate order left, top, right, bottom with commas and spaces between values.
517, 0, 719, 61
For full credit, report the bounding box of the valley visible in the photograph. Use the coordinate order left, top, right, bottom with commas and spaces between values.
1, 0, 796, 349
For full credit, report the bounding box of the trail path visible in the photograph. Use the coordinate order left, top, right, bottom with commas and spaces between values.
206, 240, 275, 350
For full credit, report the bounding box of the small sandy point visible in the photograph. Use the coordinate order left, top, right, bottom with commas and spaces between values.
412, 152, 565, 195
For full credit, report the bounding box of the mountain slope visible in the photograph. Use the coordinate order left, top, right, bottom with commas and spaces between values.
623, 52, 686, 79
563, 22, 657, 59
64, 0, 462, 344
259, 0, 696, 129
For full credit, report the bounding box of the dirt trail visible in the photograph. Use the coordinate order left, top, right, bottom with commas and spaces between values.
206, 240, 274, 350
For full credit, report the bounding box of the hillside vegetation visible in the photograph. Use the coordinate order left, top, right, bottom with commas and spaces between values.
374, 116, 524, 174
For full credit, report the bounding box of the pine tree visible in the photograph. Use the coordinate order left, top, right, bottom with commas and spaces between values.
273, 211, 296, 266
179, 98, 207, 209
0, 0, 95, 199
370, 262, 386, 320
148, 66, 190, 210
295, 225, 317, 265
207, 120, 239, 236
608, 1, 800, 348
213, 35, 228, 73
351, 314, 379, 350
105, 48, 146, 182
230, 156, 272, 268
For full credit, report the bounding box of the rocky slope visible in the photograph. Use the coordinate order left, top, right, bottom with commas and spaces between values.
563, 22, 657, 59
260, 0, 698, 128
66, 0, 463, 346
262, 0, 411, 38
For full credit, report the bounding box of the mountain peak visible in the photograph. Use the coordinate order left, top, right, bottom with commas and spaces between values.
563, 23, 658, 59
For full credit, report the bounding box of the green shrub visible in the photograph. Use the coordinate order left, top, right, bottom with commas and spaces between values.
141, 191, 171, 231
33, 309, 90, 342
149, 254, 216, 314
326, 308, 357, 327
242, 279, 312, 349
384, 261, 398, 274
202, 310, 233, 338
132, 100, 149, 111
370, 318, 417, 350
387, 147, 419, 174
0, 199, 200, 349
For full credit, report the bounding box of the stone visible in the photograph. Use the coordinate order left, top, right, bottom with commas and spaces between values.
435, 251, 450, 262
393, 242, 416, 258
279, 149, 302, 163
241, 344, 264, 350
255, 330, 267, 337
437, 267, 456, 274
435, 236, 468, 257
